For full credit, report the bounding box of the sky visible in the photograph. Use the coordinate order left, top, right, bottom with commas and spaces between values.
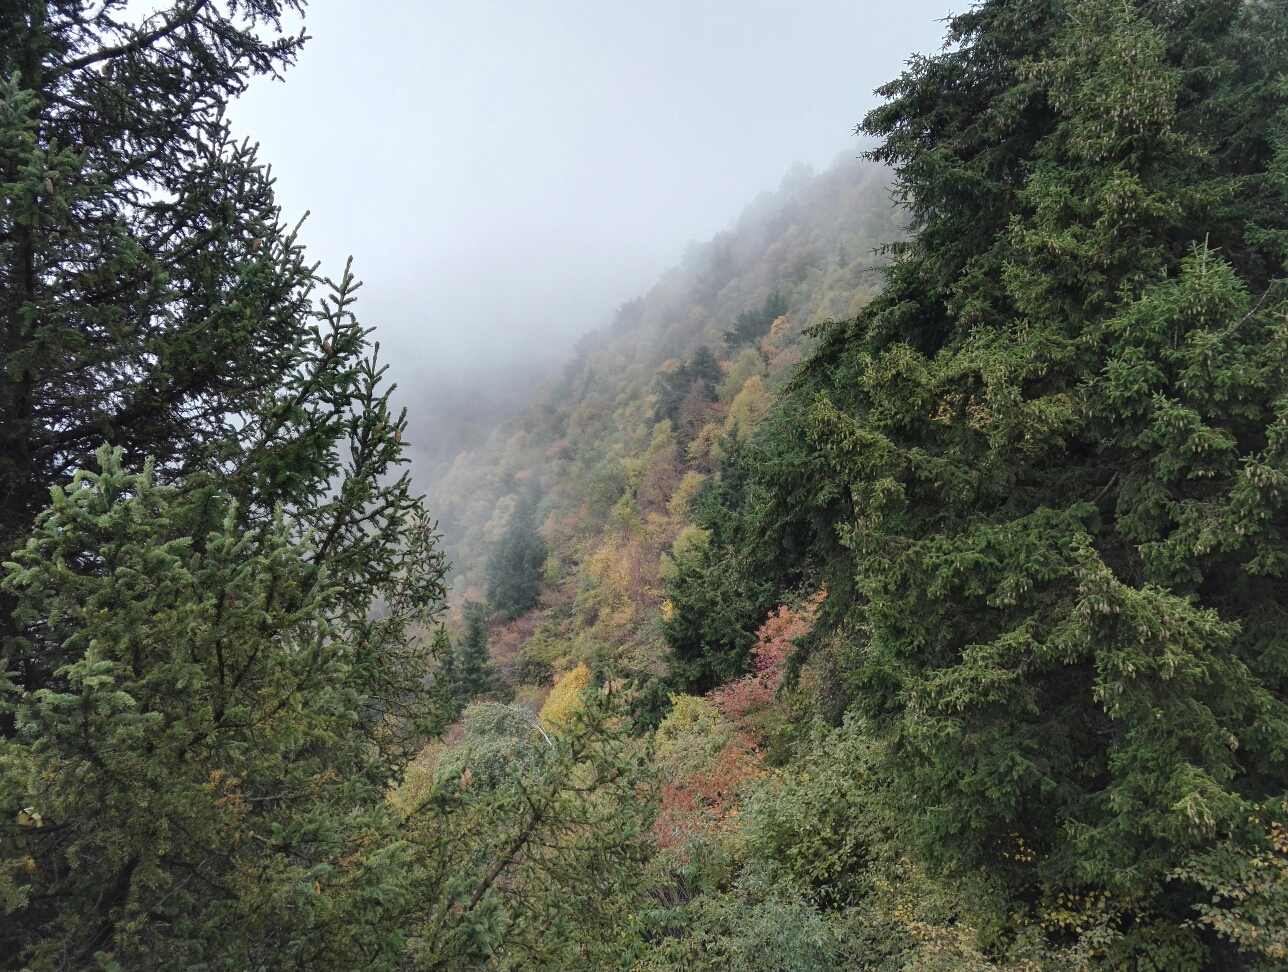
225, 0, 957, 464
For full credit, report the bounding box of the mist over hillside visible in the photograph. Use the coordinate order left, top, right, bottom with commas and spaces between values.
397, 154, 892, 496
400, 358, 558, 484
417, 156, 897, 597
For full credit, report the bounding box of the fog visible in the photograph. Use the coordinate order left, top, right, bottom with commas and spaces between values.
228, 0, 956, 475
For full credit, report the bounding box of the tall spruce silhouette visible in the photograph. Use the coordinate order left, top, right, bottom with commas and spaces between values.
454, 604, 496, 706
486, 494, 547, 619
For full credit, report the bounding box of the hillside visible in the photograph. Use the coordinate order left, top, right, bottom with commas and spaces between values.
424, 157, 896, 690
6, 1, 1286, 969
418, 1, 1288, 964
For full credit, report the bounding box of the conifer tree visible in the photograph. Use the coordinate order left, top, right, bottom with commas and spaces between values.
486, 496, 547, 619
0, 2, 415, 695
454, 604, 497, 706
0, 3, 456, 965
432, 622, 460, 702
0, 449, 446, 970
0, 1, 309, 534
671, 0, 1288, 963
653, 346, 721, 424
724, 291, 787, 348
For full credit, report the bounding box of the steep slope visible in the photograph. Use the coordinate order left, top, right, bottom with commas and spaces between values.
660, 0, 1288, 967
411, 3, 1288, 967
422, 157, 897, 693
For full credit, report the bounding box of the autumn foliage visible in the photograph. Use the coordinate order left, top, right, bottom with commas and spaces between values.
708, 591, 824, 739
654, 593, 824, 849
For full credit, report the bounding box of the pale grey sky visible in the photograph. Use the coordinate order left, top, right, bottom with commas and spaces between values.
227, 0, 956, 454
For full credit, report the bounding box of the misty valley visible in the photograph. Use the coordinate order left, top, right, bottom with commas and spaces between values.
2, 2, 1287, 971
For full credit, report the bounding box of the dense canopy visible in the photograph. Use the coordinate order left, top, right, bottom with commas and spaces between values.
3, 0, 1287, 969
669, 0, 1288, 964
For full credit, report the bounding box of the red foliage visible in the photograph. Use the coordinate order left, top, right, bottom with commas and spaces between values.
491, 584, 575, 683
761, 342, 802, 374
707, 590, 825, 733
489, 610, 539, 679
706, 399, 731, 425
653, 591, 826, 848
654, 732, 761, 848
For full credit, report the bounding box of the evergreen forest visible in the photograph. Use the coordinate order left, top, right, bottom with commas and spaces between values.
2, 1, 1287, 970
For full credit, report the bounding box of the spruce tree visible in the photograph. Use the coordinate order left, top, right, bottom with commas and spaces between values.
454, 604, 496, 706
672, 0, 1288, 963
432, 622, 460, 703
724, 291, 787, 348
0, 450, 446, 970
486, 496, 547, 619
0, 1, 309, 527
0, 2, 385, 692
0, 3, 454, 965
653, 346, 721, 424
431, 614, 496, 717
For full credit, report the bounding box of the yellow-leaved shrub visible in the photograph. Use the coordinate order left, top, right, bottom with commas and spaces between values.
540, 663, 591, 726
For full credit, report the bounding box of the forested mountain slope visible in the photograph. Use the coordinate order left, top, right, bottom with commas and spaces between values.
654, 0, 1288, 968
421, 0, 1288, 968
4, 0, 1287, 969
424, 157, 897, 689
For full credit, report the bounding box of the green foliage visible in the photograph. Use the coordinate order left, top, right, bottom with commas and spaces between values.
0, 450, 444, 970
0, 4, 467, 965
0, 0, 316, 668
673, 0, 1288, 965
652, 346, 722, 426
643, 710, 1090, 972
0, 455, 655, 972
0, 2, 439, 743
394, 692, 656, 971
432, 605, 500, 717
662, 443, 803, 693
0, 279, 447, 965
457, 605, 498, 706
1171, 801, 1288, 962
433, 703, 554, 793
724, 291, 788, 348
486, 497, 548, 619
741, 722, 880, 906
644, 865, 846, 972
